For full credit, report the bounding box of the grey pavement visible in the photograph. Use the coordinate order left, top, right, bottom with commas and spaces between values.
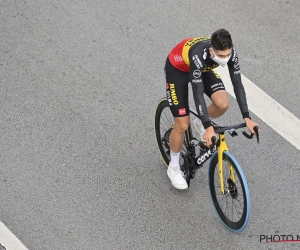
0, 0, 300, 250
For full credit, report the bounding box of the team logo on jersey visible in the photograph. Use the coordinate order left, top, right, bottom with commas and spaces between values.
193, 70, 201, 78
198, 105, 203, 116
192, 55, 203, 69
184, 37, 210, 48
192, 79, 202, 83
234, 58, 240, 69
166, 83, 179, 105
174, 55, 183, 62
178, 108, 186, 115
203, 48, 207, 60
232, 48, 237, 61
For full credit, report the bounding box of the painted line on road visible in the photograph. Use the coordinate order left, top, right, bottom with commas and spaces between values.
0, 221, 29, 250
215, 66, 300, 150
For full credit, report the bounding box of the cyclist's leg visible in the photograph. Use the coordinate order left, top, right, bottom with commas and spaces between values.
169, 116, 190, 153
164, 57, 190, 157
164, 56, 190, 189
202, 69, 229, 119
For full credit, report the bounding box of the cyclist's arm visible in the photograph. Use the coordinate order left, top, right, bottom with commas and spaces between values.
228, 47, 251, 119
189, 55, 212, 129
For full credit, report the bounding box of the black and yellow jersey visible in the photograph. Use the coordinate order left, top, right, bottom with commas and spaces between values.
167, 37, 250, 123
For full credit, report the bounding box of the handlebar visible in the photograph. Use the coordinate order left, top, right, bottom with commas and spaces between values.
210, 124, 260, 145
242, 125, 260, 143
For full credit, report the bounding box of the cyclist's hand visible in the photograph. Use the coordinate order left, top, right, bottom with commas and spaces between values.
203, 126, 216, 146
244, 118, 260, 135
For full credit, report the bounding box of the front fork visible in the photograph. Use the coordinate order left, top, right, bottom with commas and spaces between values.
217, 133, 235, 194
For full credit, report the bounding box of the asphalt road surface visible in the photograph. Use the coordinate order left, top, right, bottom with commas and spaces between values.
1, 0, 300, 249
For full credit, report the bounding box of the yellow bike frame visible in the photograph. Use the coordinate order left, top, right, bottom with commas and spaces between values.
217, 133, 235, 194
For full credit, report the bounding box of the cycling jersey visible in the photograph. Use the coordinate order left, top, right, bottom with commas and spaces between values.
167, 37, 250, 128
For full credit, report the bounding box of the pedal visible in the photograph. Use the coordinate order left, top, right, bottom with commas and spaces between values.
228, 129, 238, 137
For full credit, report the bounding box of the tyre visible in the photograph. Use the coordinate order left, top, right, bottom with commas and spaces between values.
154, 98, 191, 168
208, 151, 250, 232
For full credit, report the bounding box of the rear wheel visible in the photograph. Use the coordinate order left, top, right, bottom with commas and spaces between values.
154, 98, 191, 168
208, 151, 250, 232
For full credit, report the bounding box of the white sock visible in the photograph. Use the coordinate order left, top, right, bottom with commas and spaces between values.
169, 151, 180, 167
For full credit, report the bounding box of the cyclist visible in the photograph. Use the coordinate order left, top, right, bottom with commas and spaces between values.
165, 29, 260, 190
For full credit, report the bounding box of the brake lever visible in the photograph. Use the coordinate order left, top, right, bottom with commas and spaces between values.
242, 125, 260, 143
210, 136, 217, 152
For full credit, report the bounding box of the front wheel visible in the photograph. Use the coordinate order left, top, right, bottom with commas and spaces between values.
208, 151, 250, 232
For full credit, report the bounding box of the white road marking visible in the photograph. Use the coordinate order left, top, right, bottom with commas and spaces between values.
0, 221, 29, 250
215, 66, 300, 150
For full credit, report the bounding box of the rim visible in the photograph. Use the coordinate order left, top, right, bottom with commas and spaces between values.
213, 157, 247, 226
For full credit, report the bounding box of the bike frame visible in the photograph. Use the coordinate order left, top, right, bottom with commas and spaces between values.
217, 133, 235, 194
189, 108, 235, 194
156, 97, 257, 232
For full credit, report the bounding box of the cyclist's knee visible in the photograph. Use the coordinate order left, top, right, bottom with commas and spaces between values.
174, 117, 189, 134
174, 124, 188, 134
217, 101, 229, 113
